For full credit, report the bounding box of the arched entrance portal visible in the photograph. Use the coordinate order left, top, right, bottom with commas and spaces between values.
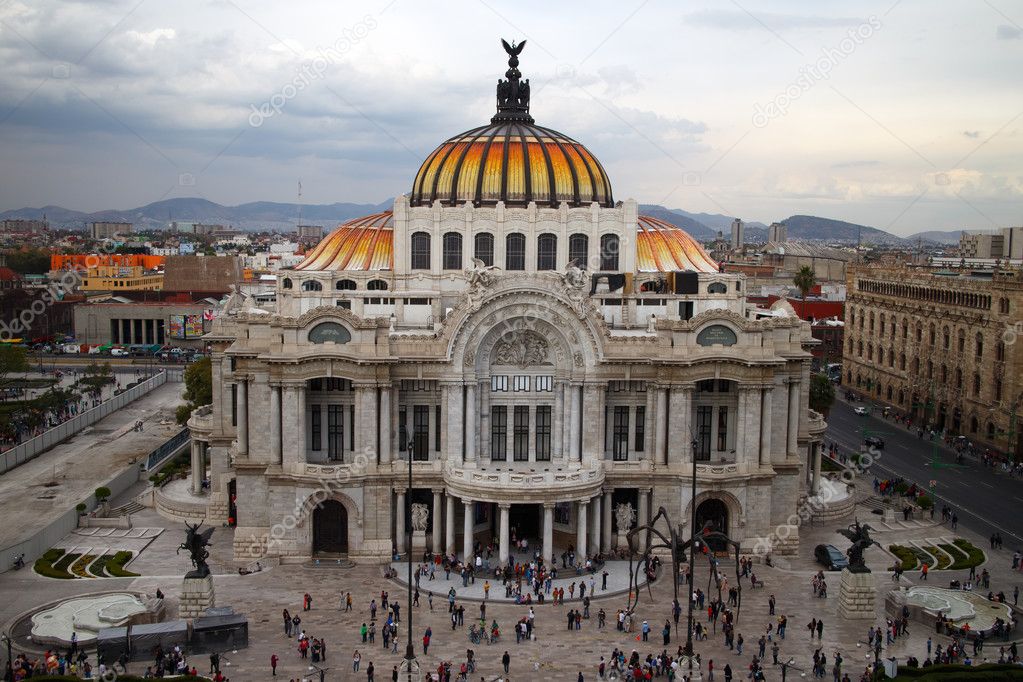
313, 500, 349, 554
695, 498, 730, 552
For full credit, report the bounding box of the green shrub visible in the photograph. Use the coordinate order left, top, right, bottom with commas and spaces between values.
52, 552, 80, 574
916, 494, 933, 510
94, 486, 111, 502
889, 544, 918, 571
33, 549, 74, 579
148, 450, 190, 487
75, 502, 87, 514
922, 546, 951, 570
105, 550, 139, 577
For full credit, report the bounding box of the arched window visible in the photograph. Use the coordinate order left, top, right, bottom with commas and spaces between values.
958, 329, 965, 353
942, 326, 950, 350
442, 232, 463, 270
879, 313, 886, 336
987, 422, 996, 440
975, 333, 984, 358
367, 279, 388, 291
867, 343, 873, 361
973, 373, 982, 396
899, 353, 906, 370
536, 233, 557, 270
505, 233, 525, 271
707, 282, 728, 294
302, 280, 323, 291
335, 279, 356, 290
915, 323, 922, 342
887, 385, 893, 400
568, 233, 589, 267
857, 341, 863, 356
902, 320, 908, 339
410, 231, 431, 270
282, 277, 293, 289
996, 341, 1006, 361
912, 357, 919, 374
599, 233, 619, 271
955, 368, 962, 389
970, 416, 978, 434
996, 378, 1003, 401
474, 233, 494, 267
929, 323, 936, 345
869, 312, 875, 333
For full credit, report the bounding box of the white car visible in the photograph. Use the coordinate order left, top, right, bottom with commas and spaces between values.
853, 406, 867, 416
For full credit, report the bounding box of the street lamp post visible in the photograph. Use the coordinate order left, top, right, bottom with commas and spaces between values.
682, 437, 699, 678
2, 631, 12, 675
402, 436, 418, 682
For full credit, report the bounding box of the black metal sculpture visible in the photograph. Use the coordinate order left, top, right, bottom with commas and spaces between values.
178, 521, 214, 578
836, 519, 879, 574
493, 39, 532, 123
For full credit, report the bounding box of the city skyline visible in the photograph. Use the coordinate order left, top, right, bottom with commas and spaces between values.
1, 0, 1021, 235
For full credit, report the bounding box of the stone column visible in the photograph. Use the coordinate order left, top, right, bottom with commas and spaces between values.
432, 490, 443, 552
811, 442, 822, 495
569, 384, 581, 461
296, 383, 307, 463
190, 440, 203, 494
270, 385, 282, 465
637, 488, 650, 552
360, 385, 378, 462
445, 493, 456, 556
464, 382, 477, 464
395, 489, 406, 555
379, 384, 391, 464
759, 387, 773, 466
602, 489, 613, 553
668, 385, 692, 466
581, 383, 605, 460
787, 379, 800, 457
589, 494, 601, 554
744, 386, 761, 467
542, 503, 554, 566
236, 378, 248, 455
644, 387, 657, 458
576, 500, 589, 559
281, 386, 298, 468
553, 382, 565, 459
498, 504, 511, 567
734, 388, 747, 464
654, 387, 667, 465
463, 500, 474, 561
442, 382, 463, 464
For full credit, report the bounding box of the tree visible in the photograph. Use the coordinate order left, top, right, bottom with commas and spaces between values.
94, 487, 111, 502
0, 344, 29, 395
79, 362, 114, 397
793, 265, 816, 303
176, 356, 212, 424
809, 373, 836, 417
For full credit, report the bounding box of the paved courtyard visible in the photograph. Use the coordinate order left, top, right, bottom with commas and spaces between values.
1, 484, 1021, 680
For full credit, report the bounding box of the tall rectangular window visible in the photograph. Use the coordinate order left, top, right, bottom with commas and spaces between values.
634, 406, 646, 452
311, 405, 322, 451
435, 404, 442, 452
716, 407, 728, 452
612, 405, 630, 460
327, 405, 343, 461
491, 406, 507, 461
399, 406, 407, 452
349, 404, 355, 451
231, 385, 237, 426
513, 406, 529, 461
696, 406, 712, 461
413, 405, 429, 460
535, 406, 552, 461
505, 233, 525, 271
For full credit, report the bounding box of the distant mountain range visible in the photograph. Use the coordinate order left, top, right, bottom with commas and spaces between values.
2, 197, 965, 245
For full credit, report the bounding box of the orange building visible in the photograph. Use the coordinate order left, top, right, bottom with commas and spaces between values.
50, 254, 165, 271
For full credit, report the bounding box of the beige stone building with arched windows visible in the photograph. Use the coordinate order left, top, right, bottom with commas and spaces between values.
186, 46, 826, 566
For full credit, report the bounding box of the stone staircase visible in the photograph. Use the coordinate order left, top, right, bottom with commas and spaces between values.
111, 500, 145, 516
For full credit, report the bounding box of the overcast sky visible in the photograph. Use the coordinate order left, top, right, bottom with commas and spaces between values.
1, 0, 1021, 234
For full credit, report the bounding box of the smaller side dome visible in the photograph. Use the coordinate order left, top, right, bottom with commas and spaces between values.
294, 211, 393, 271
635, 215, 719, 273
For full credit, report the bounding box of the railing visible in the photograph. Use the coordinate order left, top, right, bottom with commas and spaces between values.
145, 428, 190, 471
0, 371, 169, 475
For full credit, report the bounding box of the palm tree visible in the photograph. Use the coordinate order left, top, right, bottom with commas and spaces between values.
793, 265, 816, 304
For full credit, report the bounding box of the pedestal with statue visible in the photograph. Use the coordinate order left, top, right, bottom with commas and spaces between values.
614, 502, 636, 551
410, 503, 429, 556
837, 520, 880, 619
177, 522, 216, 619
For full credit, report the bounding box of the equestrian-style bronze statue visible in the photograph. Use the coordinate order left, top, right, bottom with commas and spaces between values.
178, 521, 214, 578
837, 519, 879, 573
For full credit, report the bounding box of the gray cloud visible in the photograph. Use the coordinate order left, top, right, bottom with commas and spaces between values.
684, 9, 863, 31
963, 130, 981, 138
996, 24, 1022, 39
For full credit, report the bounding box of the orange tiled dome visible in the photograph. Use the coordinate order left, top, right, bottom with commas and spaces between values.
293, 212, 393, 271
410, 122, 613, 209
635, 215, 718, 273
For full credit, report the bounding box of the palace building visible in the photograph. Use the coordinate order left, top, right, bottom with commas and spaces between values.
187, 43, 826, 565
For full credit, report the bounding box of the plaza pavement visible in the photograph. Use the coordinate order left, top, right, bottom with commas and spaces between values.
2, 485, 1022, 680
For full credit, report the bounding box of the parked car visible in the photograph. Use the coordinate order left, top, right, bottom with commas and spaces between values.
110, 347, 129, 357
864, 435, 885, 450
853, 406, 867, 416
814, 544, 849, 571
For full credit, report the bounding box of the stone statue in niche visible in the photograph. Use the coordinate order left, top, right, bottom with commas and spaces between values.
615, 502, 636, 531
464, 258, 499, 312
561, 260, 588, 317
410, 503, 430, 532
493, 330, 550, 367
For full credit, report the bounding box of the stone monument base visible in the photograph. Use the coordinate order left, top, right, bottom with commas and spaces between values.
839, 569, 876, 619
615, 531, 631, 552
179, 574, 215, 619
411, 530, 427, 556
883, 507, 896, 524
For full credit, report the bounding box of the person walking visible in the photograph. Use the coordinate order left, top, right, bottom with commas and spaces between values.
366, 660, 374, 681
353, 649, 361, 672
502, 650, 511, 674
270, 654, 278, 676
423, 627, 432, 655
920, 563, 929, 581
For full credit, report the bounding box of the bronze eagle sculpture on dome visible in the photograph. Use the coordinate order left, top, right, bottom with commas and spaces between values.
495, 39, 531, 120
501, 38, 526, 59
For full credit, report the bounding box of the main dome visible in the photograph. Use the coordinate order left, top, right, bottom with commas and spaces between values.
410, 40, 613, 209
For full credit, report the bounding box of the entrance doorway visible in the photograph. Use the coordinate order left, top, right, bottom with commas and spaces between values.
695, 498, 729, 551
510, 504, 540, 541
313, 500, 349, 554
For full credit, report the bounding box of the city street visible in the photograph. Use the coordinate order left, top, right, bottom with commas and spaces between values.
826, 395, 1023, 545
